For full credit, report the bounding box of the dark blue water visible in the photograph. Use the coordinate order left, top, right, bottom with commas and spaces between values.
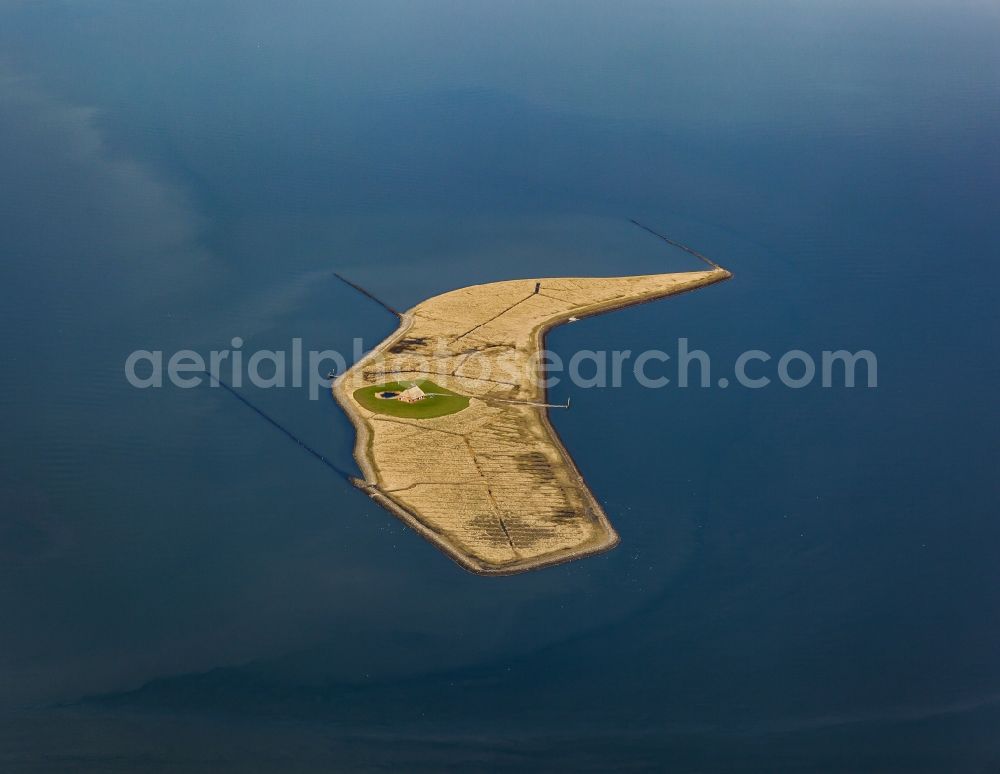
1, 1, 998, 771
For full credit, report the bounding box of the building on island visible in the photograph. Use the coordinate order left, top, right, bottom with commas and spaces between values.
398, 384, 426, 403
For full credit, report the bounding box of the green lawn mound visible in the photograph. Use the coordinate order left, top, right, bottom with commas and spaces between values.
353, 380, 470, 419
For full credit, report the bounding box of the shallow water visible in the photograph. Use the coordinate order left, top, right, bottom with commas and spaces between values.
1, 1, 998, 771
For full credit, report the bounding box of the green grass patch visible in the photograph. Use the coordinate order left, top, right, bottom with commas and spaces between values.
353, 380, 470, 419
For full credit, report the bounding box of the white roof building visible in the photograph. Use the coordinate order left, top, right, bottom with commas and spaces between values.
398, 384, 426, 403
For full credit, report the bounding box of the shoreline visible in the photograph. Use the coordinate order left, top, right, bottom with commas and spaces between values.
333, 267, 732, 575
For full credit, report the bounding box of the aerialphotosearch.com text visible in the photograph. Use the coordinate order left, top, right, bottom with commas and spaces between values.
124, 337, 877, 399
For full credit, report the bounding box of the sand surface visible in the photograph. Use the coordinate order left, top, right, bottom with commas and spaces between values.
334, 267, 730, 574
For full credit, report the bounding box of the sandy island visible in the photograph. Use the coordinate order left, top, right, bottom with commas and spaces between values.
333, 267, 731, 575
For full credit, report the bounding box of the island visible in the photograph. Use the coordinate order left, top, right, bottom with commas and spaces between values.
333, 266, 731, 575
